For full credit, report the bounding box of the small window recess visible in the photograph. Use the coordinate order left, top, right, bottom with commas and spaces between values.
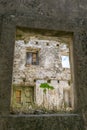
26, 51, 39, 65
35, 41, 38, 45
56, 44, 59, 47
46, 42, 49, 46
58, 80, 60, 83
47, 79, 51, 83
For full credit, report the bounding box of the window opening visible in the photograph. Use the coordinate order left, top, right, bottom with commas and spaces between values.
26, 52, 38, 65
16, 90, 21, 103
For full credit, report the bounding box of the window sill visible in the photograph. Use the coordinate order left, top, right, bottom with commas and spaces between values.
25, 64, 39, 67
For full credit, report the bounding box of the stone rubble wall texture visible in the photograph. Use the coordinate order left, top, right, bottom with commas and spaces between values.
0, 115, 84, 130
11, 37, 72, 112
0, 0, 87, 130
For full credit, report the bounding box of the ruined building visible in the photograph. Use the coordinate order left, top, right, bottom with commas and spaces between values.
0, 0, 87, 130
11, 29, 74, 113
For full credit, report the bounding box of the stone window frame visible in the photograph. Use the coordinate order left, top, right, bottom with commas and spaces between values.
26, 48, 40, 66
0, 15, 78, 115
11, 85, 35, 110
26, 51, 39, 65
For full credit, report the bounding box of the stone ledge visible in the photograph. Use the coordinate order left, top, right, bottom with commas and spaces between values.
0, 114, 84, 130
0, 113, 80, 118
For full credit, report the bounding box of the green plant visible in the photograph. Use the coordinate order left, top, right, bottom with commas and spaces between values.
40, 83, 54, 94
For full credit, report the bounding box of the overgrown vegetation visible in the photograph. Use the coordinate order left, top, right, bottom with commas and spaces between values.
40, 83, 54, 94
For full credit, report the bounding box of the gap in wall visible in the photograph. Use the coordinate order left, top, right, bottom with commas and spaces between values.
10, 27, 74, 114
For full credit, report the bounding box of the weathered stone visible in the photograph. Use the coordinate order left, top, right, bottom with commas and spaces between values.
0, 0, 87, 129
11, 33, 73, 112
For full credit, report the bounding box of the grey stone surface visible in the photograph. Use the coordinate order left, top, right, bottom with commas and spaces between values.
0, 114, 85, 130
0, 0, 87, 129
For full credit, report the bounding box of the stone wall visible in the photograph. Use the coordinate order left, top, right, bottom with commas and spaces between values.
0, 114, 84, 130
11, 34, 73, 112
0, 0, 87, 129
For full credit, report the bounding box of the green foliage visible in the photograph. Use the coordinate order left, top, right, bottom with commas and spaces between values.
40, 83, 54, 94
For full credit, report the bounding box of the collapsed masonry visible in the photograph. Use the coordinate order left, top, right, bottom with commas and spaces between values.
11, 35, 73, 113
